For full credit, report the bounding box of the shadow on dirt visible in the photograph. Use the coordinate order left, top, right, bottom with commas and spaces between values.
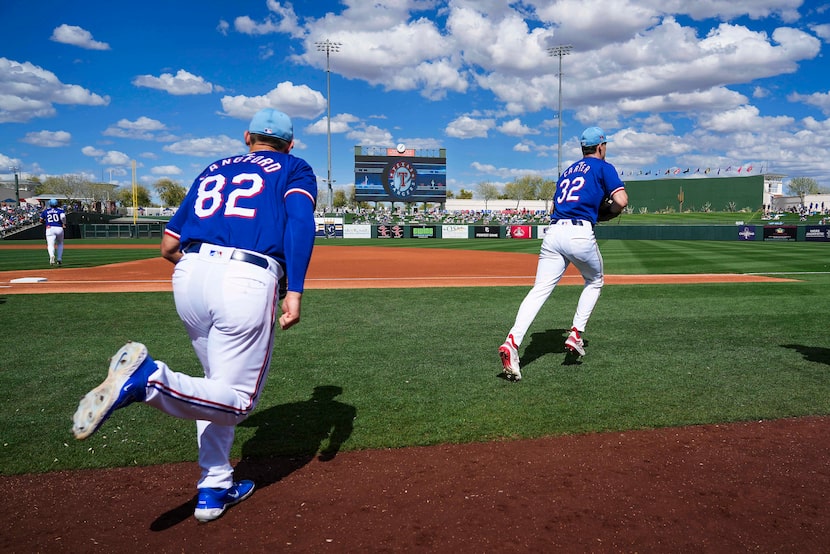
149, 385, 355, 531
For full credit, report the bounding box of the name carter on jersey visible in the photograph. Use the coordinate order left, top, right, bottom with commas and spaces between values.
561, 161, 592, 178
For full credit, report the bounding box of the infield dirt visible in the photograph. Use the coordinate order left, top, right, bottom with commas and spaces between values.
0, 244, 794, 294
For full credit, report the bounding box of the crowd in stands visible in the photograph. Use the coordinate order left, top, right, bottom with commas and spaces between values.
320, 206, 552, 226
0, 203, 42, 237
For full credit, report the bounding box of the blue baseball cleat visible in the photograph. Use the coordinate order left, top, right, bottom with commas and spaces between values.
194, 480, 256, 522
72, 341, 155, 440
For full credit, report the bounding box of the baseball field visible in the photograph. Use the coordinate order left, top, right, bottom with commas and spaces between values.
0, 238, 828, 552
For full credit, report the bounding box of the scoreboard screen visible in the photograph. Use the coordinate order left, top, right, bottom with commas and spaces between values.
354, 145, 446, 203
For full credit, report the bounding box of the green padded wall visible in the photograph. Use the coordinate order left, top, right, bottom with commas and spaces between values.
625, 175, 764, 213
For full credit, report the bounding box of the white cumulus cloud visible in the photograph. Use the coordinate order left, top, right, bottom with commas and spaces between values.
132, 70, 215, 95
50, 24, 110, 50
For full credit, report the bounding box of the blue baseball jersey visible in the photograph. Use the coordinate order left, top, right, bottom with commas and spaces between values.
164, 150, 318, 293
552, 157, 625, 225
41, 207, 65, 227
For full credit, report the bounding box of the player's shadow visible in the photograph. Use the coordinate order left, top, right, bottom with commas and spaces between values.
523, 328, 585, 368
149, 385, 355, 531
781, 344, 830, 366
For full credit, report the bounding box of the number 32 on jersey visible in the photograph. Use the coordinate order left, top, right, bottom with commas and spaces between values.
556, 176, 585, 204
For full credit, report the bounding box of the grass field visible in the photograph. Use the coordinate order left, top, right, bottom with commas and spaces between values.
0, 237, 828, 475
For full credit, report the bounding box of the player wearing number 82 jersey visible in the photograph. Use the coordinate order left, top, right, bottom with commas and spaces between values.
158, 108, 318, 518
165, 119, 317, 295
71, 108, 318, 522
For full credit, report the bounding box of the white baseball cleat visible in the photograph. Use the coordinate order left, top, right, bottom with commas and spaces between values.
499, 336, 522, 381
565, 327, 585, 356
72, 342, 155, 440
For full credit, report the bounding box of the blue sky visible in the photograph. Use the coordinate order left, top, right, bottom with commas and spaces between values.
2, 0, 829, 203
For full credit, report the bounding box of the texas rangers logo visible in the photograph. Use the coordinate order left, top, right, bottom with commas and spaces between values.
385, 160, 417, 199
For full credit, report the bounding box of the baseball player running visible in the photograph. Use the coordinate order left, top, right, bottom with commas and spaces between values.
72, 108, 318, 522
40, 199, 66, 266
499, 126, 628, 381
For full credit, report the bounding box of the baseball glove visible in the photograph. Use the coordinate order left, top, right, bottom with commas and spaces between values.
597, 197, 620, 222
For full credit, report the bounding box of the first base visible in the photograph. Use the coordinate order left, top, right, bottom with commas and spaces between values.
10, 277, 48, 283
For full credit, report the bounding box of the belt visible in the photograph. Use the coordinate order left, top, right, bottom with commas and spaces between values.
551, 219, 586, 226
183, 242, 270, 270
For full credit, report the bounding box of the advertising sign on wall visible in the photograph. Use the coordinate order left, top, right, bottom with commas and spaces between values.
314, 217, 343, 238
804, 225, 830, 242
763, 225, 797, 241
737, 225, 756, 241
409, 226, 437, 239
376, 224, 406, 238
473, 225, 500, 238
442, 225, 468, 239
507, 225, 533, 239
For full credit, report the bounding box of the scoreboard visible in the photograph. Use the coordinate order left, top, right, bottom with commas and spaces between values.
354, 145, 447, 203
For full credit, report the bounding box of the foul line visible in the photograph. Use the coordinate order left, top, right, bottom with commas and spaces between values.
744, 271, 830, 276
306, 275, 535, 282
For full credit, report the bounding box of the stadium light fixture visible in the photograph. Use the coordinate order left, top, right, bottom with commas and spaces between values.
316, 38, 342, 211
547, 45, 573, 177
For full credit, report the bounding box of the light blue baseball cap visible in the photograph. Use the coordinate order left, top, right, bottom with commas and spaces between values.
248, 108, 293, 141
49, 199, 58, 207
580, 126, 611, 147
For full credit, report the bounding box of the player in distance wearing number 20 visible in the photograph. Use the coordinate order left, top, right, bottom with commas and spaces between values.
499, 126, 628, 381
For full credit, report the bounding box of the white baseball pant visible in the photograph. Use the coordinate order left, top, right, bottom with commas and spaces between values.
45, 226, 64, 261
506, 220, 604, 346
141, 245, 283, 489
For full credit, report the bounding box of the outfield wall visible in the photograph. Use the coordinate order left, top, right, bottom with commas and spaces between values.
46, 222, 830, 242
321, 221, 830, 242
625, 175, 764, 213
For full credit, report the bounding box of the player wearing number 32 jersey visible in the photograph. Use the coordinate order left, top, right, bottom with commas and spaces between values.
499, 126, 628, 381
72, 108, 318, 522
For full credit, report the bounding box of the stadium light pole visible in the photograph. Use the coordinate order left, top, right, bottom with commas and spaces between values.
9, 165, 20, 207
316, 38, 341, 212
547, 44, 573, 177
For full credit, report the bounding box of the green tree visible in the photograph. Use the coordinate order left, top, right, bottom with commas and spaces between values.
154, 178, 187, 207
35, 175, 116, 207
786, 177, 822, 201
504, 175, 542, 209
477, 181, 499, 210
457, 188, 474, 199
39, 175, 86, 203
87, 183, 118, 204
116, 185, 153, 207
332, 189, 348, 208
538, 178, 557, 212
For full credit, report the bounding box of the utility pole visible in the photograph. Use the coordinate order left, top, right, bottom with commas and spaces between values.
547, 45, 573, 177
316, 38, 341, 211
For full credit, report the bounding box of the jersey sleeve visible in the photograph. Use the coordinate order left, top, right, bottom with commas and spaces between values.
602, 163, 626, 197
163, 172, 204, 241
282, 160, 318, 294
